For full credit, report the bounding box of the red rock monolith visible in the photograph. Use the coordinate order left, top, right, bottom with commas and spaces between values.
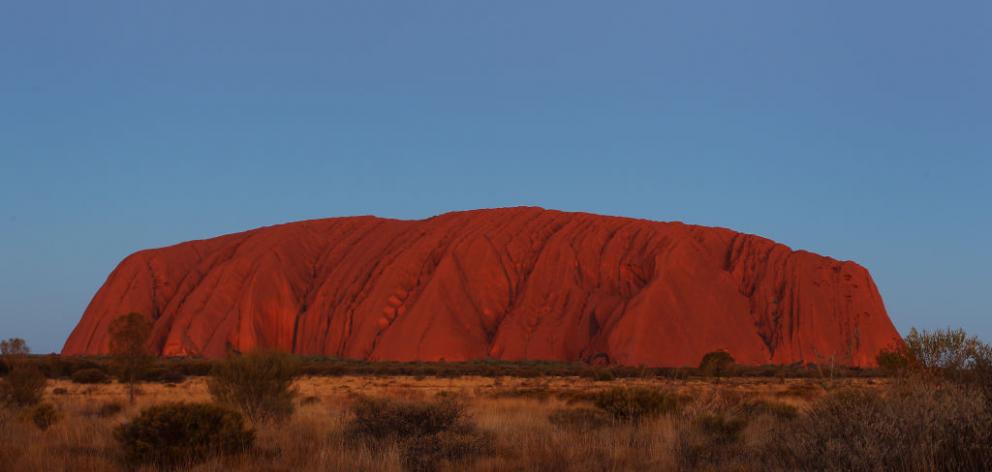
62, 207, 900, 366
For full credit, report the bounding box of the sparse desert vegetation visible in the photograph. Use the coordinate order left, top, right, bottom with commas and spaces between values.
0, 328, 990, 471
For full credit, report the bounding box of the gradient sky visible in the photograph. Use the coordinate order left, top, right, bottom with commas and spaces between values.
1, 1, 990, 353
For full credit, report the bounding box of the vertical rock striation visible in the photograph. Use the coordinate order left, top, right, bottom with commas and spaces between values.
62, 207, 900, 366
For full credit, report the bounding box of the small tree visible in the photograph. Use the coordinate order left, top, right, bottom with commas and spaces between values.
208, 351, 299, 423
0, 364, 47, 408
700, 351, 736, 380
0, 338, 29, 357
0, 338, 46, 408
876, 341, 915, 376
108, 312, 154, 404
903, 328, 988, 381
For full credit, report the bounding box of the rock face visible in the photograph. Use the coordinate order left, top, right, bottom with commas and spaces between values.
62, 207, 900, 366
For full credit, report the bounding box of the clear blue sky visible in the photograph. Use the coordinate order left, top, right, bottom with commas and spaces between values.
1, 1, 989, 353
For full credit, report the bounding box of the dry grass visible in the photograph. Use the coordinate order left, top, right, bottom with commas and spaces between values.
0, 376, 882, 471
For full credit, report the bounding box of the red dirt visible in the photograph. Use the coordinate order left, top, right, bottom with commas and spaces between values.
61, 207, 901, 366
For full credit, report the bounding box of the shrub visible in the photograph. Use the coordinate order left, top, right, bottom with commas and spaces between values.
401, 428, 493, 472
904, 327, 991, 381
97, 401, 124, 418
767, 382, 992, 471
21, 402, 60, 430
741, 399, 798, 420
71, 368, 110, 384
299, 395, 320, 406
141, 367, 187, 384
157, 370, 187, 384
346, 396, 468, 440
547, 407, 611, 430
208, 351, 299, 423
52, 387, 68, 395
699, 351, 736, 378
592, 369, 616, 382
677, 413, 749, 470
593, 387, 680, 422
876, 343, 915, 375
775, 382, 822, 400
114, 402, 254, 469
345, 396, 492, 471
0, 364, 47, 407
695, 413, 747, 444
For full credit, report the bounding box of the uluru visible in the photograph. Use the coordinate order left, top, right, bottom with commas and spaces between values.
62, 207, 900, 367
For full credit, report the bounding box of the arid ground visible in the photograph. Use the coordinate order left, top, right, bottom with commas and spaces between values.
0, 374, 887, 472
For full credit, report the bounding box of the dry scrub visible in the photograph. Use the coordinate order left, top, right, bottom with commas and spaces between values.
0, 374, 988, 471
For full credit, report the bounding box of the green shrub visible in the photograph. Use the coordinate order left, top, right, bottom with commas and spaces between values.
208, 351, 299, 423
345, 396, 492, 471
0, 364, 47, 407
22, 402, 60, 430
593, 387, 680, 422
114, 402, 254, 469
547, 407, 611, 430
71, 368, 110, 384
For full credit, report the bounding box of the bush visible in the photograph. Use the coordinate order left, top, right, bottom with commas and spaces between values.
767, 382, 992, 471
208, 351, 299, 423
677, 413, 749, 470
346, 396, 469, 440
71, 368, 110, 384
345, 396, 492, 471
21, 402, 60, 430
114, 402, 254, 469
876, 344, 915, 375
695, 413, 747, 444
298, 395, 320, 406
157, 370, 187, 384
593, 387, 680, 422
592, 369, 616, 382
97, 401, 124, 418
904, 327, 991, 381
547, 407, 611, 430
699, 351, 736, 378
52, 387, 68, 395
401, 428, 493, 472
0, 364, 47, 407
141, 367, 187, 384
741, 399, 798, 420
